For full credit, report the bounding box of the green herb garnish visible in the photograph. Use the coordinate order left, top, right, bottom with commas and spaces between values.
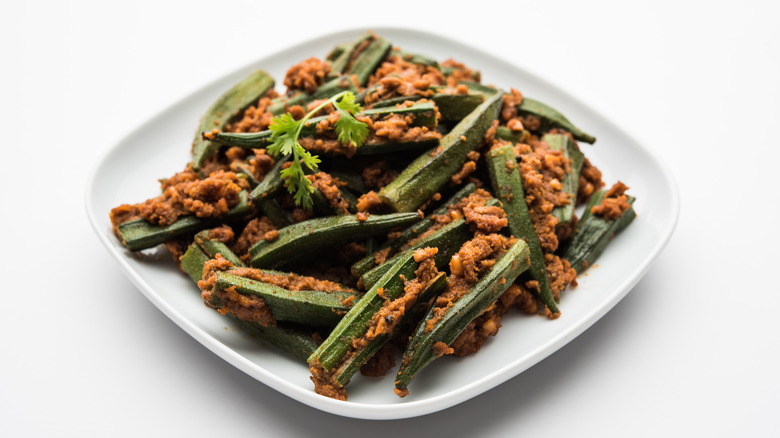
267, 91, 369, 209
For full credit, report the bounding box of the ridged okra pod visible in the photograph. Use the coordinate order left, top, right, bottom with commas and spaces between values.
351, 183, 478, 278
179, 243, 319, 361
117, 191, 251, 251
563, 191, 636, 273
308, 250, 447, 396
517, 97, 596, 144
378, 90, 503, 212
192, 70, 275, 169
205, 101, 438, 154
485, 144, 559, 315
394, 239, 530, 394
249, 213, 422, 269
542, 133, 585, 226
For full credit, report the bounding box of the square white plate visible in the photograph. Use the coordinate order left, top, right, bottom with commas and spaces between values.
86, 27, 679, 420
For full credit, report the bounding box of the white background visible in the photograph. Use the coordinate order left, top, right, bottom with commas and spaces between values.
3, 0, 779, 436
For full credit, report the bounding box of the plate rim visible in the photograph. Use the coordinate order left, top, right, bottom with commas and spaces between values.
85, 25, 680, 420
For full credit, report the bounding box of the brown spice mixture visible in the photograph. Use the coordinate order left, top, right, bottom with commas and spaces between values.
198, 255, 276, 327
225, 90, 279, 133
450, 280, 524, 356
591, 181, 630, 220
206, 225, 235, 243
450, 150, 480, 185
441, 59, 481, 87
231, 149, 275, 183
501, 88, 524, 122
165, 236, 191, 271
284, 57, 331, 94
555, 214, 579, 243
577, 158, 604, 204
232, 217, 278, 259
109, 171, 250, 231
432, 341, 454, 357
309, 361, 348, 401
161, 166, 200, 190
307, 172, 351, 214
356, 191, 384, 213
368, 113, 441, 145
425, 234, 511, 332
544, 253, 578, 301
361, 160, 399, 190
515, 138, 572, 253
367, 54, 445, 89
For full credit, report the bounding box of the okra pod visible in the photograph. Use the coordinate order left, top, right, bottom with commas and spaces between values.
194, 230, 245, 267
328, 32, 374, 75
495, 126, 531, 144
563, 191, 636, 273
517, 97, 596, 144
249, 213, 422, 269
360, 218, 473, 289
179, 243, 320, 361
211, 272, 356, 327
378, 90, 503, 212
346, 37, 392, 87
541, 133, 585, 226
206, 101, 438, 152
309, 250, 447, 393
192, 70, 275, 169
485, 145, 559, 315
352, 183, 478, 278
394, 239, 530, 393
117, 191, 251, 251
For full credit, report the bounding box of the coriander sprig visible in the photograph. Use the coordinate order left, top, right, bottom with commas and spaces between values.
267, 91, 368, 209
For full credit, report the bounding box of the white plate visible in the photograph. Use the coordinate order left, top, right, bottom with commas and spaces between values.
85, 27, 679, 420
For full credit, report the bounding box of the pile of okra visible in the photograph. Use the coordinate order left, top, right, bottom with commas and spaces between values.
112, 32, 636, 400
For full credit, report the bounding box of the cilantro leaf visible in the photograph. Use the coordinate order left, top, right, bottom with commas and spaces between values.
265, 90, 368, 209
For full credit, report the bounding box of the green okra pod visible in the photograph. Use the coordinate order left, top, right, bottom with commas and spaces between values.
117, 191, 251, 251
205, 101, 438, 153
485, 144, 559, 315
563, 191, 636, 273
378, 90, 503, 212
352, 183, 478, 278
309, 250, 447, 392
360, 218, 473, 289
249, 212, 423, 269
517, 97, 596, 144
192, 70, 275, 169
394, 239, 530, 393
249, 156, 289, 202
542, 133, 585, 226
179, 243, 320, 361
211, 272, 357, 327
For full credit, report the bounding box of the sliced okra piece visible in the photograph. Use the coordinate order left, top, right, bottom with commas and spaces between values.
308, 250, 448, 395
360, 217, 473, 289
310, 183, 358, 216
395, 239, 530, 394
517, 97, 596, 144
352, 183, 478, 278
326, 42, 349, 62
192, 70, 275, 169
117, 191, 251, 251
563, 191, 636, 273
179, 243, 319, 361
209, 272, 357, 328
486, 144, 560, 315
369, 89, 485, 124
206, 101, 438, 152
249, 212, 422, 269
541, 133, 585, 226
378, 90, 503, 212
390, 49, 439, 67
